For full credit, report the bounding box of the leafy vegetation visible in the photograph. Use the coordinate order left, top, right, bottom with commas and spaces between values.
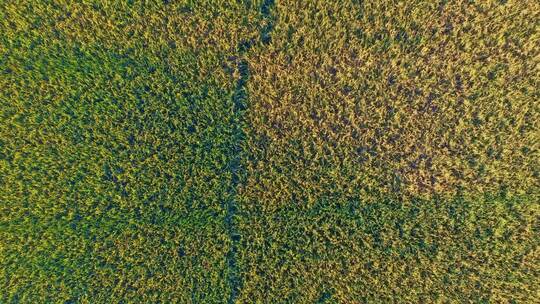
1, 0, 538, 303
237, 0, 539, 302
1, 1, 260, 302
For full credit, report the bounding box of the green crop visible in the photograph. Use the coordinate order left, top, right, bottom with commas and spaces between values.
1, 0, 538, 303
0, 1, 261, 302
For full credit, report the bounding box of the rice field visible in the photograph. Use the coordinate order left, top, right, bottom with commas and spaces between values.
1, 0, 539, 303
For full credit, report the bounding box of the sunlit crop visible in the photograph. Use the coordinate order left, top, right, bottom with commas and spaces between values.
1, 0, 538, 303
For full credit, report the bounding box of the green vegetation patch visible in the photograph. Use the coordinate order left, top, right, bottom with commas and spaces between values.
236, 195, 538, 302
0, 1, 260, 302
1, 0, 539, 303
